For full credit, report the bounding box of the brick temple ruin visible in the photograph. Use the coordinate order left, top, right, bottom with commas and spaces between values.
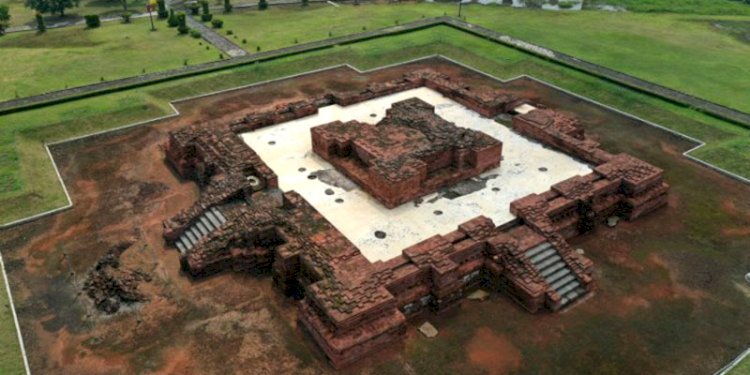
161, 70, 669, 368
311, 98, 503, 208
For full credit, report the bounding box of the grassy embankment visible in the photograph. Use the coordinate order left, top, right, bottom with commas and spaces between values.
0, 258, 24, 375
1, 25, 749, 225
0, 0, 147, 27
0, 17, 221, 100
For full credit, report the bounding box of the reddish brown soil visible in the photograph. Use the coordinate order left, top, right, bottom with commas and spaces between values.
466, 327, 522, 375
1, 57, 748, 375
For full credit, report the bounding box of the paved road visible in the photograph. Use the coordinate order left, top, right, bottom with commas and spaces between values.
185, 15, 248, 57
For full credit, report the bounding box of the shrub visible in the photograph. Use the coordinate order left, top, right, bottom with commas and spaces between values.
241, 38, 246, 44
157, 0, 168, 18
189, 3, 200, 15
121, 12, 132, 23
558, 1, 574, 9
0, 5, 9, 36
190, 29, 201, 38
35, 12, 46, 32
177, 12, 189, 34
302, 0, 308, 6
224, 0, 232, 13
201, 0, 210, 15
256, 45, 260, 51
226, 29, 233, 35
211, 18, 223, 28
84, 14, 101, 28
167, 9, 179, 27
201, 13, 213, 21
219, 53, 224, 59
259, 0, 268, 10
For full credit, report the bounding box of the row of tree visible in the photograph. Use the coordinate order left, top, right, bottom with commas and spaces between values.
25, 0, 78, 17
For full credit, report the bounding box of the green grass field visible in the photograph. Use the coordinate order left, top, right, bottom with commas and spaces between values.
0, 0, 147, 27
0, 258, 25, 375
1, 25, 749, 225
728, 355, 750, 375
218, 3, 750, 114
0, 17, 221, 100
587, 0, 750, 15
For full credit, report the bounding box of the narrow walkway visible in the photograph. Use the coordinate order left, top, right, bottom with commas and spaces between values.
185, 15, 248, 57
5, 11, 154, 33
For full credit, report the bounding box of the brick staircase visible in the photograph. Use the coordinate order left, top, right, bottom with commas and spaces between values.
524, 242, 587, 307
174, 206, 227, 255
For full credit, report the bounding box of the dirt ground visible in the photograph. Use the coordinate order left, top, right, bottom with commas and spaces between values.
1, 57, 748, 375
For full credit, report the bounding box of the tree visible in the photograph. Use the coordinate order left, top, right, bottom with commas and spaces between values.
0, 5, 10, 36
35, 12, 45, 32
258, 0, 267, 10
223, 0, 232, 13
25, 0, 79, 17
301, 0, 308, 6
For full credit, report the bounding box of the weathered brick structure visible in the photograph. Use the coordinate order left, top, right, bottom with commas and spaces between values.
161, 69, 669, 369
311, 98, 503, 208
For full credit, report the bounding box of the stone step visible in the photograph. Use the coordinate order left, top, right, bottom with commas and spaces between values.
529, 248, 557, 264
205, 210, 221, 228
560, 287, 587, 306
540, 262, 566, 278
195, 221, 208, 236
190, 227, 202, 242
180, 234, 193, 248
175, 240, 187, 255
550, 274, 576, 291
544, 268, 571, 285
524, 242, 551, 259
556, 280, 581, 297
200, 215, 215, 231
185, 229, 198, 245
211, 206, 227, 224
535, 254, 562, 272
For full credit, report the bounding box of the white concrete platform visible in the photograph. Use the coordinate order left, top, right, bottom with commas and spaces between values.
241, 88, 591, 263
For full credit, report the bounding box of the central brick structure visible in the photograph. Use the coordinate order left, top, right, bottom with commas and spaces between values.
311, 98, 503, 208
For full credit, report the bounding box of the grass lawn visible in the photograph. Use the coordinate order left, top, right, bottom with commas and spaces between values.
0, 0, 147, 27
217, 3, 750, 114
0, 17, 220, 100
586, 0, 750, 15
0, 25, 748, 225
0, 260, 24, 375
728, 354, 750, 375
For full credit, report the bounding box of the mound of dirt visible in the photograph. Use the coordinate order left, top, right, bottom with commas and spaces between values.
83, 241, 152, 314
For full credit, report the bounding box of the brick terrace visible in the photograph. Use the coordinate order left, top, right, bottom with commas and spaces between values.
161, 69, 669, 368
